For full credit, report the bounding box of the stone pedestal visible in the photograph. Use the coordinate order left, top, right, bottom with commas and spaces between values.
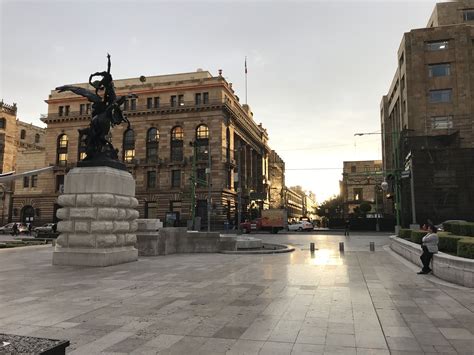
52, 167, 139, 267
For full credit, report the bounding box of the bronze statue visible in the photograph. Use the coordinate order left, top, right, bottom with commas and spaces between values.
56, 54, 132, 169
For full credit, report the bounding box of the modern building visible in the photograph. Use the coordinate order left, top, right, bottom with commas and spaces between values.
381, 0, 474, 226
341, 160, 384, 218
0, 101, 46, 225
21, 70, 273, 229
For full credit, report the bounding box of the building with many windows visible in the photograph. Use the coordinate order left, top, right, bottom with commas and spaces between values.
0, 101, 46, 225
381, 0, 474, 226
14, 70, 273, 228
341, 160, 383, 218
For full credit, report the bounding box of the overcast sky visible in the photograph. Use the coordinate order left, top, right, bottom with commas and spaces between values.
0, 0, 438, 202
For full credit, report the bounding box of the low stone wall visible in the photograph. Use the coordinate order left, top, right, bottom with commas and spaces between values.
137, 227, 237, 256
390, 236, 474, 288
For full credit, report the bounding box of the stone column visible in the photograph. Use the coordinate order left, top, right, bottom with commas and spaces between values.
52, 167, 139, 267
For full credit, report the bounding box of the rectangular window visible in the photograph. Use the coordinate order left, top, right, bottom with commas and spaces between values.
31, 175, 38, 188
56, 175, 64, 193
64, 105, 70, 116
350, 166, 356, 173
195, 93, 202, 105
124, 149, 135, 163
429, 63, 450, 77
431, 116, 453, 129
364, 165, 370, 172
80, 104, 85, 115
0, 119, 5, 129
147, 171, 156, 188
196, 168, 207, 187
203, 92, 209, 104
23, 176, 29, 188
86, 103, 91, 114
130, 98, 136, 111
58, 153, 68, 166
401, 75, 405, 92
170, 95, 177, 107
464, 9, 474, 21
154, 97, 160, 108
399, 53, 404, 67
147, 97, 153, 109
124, 100, 129, 111
429, 89, 452, 103
426, 40, 449, 51
178, 94, 184, 106
58, 106, 64, 116
171, 170, 181, 187
353, 188, 363, 201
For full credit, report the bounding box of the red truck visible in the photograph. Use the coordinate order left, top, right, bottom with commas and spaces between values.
240, 209, 288, 234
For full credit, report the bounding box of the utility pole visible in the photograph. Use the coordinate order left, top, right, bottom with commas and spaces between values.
190, 142, 197, 230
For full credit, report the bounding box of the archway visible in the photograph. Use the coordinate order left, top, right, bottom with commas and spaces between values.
21, 205, 35, 223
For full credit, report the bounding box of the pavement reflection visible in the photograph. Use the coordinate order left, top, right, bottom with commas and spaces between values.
308, 248, 344, 265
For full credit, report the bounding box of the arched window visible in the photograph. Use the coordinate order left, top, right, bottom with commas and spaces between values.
170, 126, 183, 161
57, 134, 68, 166
146, 127, 159, 163
20, 129, 26, 140
35, 133, 40, 144
123, 129, 135, 163
78, 132, 87, 161
195, 124, 209, 160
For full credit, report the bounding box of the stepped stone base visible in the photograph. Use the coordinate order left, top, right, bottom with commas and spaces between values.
52, 167, 139, 267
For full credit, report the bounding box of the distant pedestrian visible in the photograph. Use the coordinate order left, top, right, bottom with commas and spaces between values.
28, 223, 32, 236
344, 220, 350, 236
418, 224, 439, 274
52, 223, 57, 233
11, 223, 18, 236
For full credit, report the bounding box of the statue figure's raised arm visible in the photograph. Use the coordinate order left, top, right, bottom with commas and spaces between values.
55, 85, 102, 104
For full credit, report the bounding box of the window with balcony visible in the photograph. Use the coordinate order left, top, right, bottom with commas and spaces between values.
429, 63, 450, 77
431, 116, 453, 129
57, 134, 68, 166
203, 92, 209, 104
171, 170, 181, 187
154, 97, 160, 108
195, 93, 202, 105
86, 103, 91, 114
147, 97, 153, 109
170, 126, 184, 161
170, 95, 177, 107
64, 105, 70, 116
178, 94, 184, 106
123, 129, 135, 163
58, 106, 64, 116
146, 127, 159, 163
130, 98, 136, 111
147, 171, 157, 188
426, 40, 449, 51
429, 89, 452, 103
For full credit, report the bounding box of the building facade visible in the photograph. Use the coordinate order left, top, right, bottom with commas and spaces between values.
268, 150, 285, 209
0, 101, 46, 225
19, 70, 272, 229
381, 0, 474, 226
341, 160, 383, 218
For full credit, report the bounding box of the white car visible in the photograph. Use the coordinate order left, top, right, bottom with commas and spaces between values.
288, 221, 313, 232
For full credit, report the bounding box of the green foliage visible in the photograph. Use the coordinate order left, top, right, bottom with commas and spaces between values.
316, 195, 343, 219
445, 222, 474, 237
450, 222, 463, 236
359, 202, 372, 214
457, 238, 474, 259
398, 229, 412, 239
443, 221, 457, 233
411, 230, 427, 244
438, 234, 464, 253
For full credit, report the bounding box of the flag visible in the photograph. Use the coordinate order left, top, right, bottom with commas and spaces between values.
245, 57, 247, 74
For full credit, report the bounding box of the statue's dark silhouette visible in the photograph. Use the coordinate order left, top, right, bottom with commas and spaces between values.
56, 54, 132, 169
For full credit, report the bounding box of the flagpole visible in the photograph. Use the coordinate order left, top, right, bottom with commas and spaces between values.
245, 56, 248, 105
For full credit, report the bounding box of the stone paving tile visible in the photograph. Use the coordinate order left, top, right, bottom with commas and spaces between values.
0, 233, 473, 354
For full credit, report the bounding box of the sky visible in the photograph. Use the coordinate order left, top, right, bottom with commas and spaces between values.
0, 0, 438, 203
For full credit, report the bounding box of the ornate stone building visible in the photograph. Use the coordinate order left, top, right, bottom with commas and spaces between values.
381, 0, 474, 225
27, 70, 272, 229
0, 101, 46, 225
268, 150, 285, 209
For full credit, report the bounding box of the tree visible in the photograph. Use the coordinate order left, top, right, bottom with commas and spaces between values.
359, 202, 372, 215
316, 195, 343, 219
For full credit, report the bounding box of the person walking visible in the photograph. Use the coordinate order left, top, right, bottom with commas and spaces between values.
344, 219, 351, 236
418, 224, 439, 274
11, 223, 18, 236
28, 223, 32, 236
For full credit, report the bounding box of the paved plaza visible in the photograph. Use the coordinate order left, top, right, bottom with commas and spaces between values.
1, 232, 473, 354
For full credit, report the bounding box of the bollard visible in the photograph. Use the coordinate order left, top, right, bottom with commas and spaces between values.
339, 242, 344, 252
310, 242, 315, 252
370, 242, 375, 252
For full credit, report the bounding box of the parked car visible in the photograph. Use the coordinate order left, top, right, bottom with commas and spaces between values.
0, 222, 28, 235
436, 220, 466, 232
33, 223, 57, 237
288, 221, 314, 232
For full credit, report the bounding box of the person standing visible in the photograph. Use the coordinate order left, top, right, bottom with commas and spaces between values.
418, 224, 439, 274
11, 223, 18, 236
344, 220, 351, 236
